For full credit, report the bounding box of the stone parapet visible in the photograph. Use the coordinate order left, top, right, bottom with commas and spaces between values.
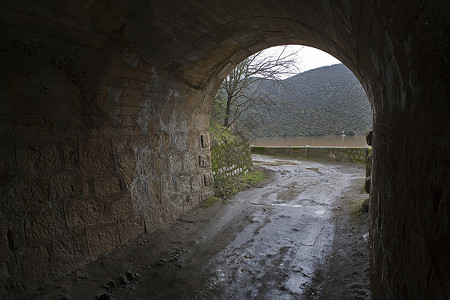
251, 146, 370, 164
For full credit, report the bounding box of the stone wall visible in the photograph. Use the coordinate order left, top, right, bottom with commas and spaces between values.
252, 146, 369, 164
0, 131, 213, 296
0, 1, 214, 295
210, 125, 253, 193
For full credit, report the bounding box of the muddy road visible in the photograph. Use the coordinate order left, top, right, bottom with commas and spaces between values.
35, 155, 370, 300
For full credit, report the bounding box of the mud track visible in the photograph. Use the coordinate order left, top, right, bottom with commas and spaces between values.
34, 155, 370, 299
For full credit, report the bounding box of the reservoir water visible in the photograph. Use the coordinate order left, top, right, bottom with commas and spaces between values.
250, 135, 367, 147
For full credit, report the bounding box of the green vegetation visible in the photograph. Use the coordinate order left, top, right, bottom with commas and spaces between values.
240, 170, 264, 185
209, 121, 260, 201
235, 64, 373, 139
214, 170, 264, 199
210, 122, 240, 143
202, 195, 222, 208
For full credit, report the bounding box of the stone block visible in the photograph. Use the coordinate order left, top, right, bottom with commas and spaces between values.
163, 201, 183, 223
118, 215, 144, 244
86, 221, 120, 259
135, 149, 153, 176
161, 176, 176, 202
66, 197, 104, 229
161, 133, 171, 151
27, 205, 65, 244
201, 133, 210, 148
49, 171, 82, 201
112, 135, 131, 153
183, 193, 200, 210
143, 205, 165, 233
111, 194, 134, 220
149, 133, 160, 150
82, 177, 95, 196
79, 137, 113, 176
0, 254, 25, 298
199, 154, 211, 167
52, 229, 88, 277
131, 134, 148, 151
62, 138, 78, 169
130, 178, 149, 210
188, 132, 201, 151
183, 152, 196, 172
1, 176, 48, 216
203, 172, 213, 186
154, 153, 168, 175
0, 141, 16, 186
173, 132, 188, 151
176, 175, 191, 194
0, 261, 8, 283
94, 175, 122, 199
18, 245, 51, 284
0, 212, 25, 254
115, 149, 135, 186
148, 177, 161, 205
16, 141, 63, 175
169, 153, 183, 174
191, 174, 203, 192
191, 193, 201, 206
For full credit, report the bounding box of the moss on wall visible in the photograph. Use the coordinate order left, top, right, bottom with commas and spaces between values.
210, 123, 253, 197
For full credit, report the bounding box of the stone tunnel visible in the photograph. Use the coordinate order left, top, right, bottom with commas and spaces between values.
0, 0, 449, 298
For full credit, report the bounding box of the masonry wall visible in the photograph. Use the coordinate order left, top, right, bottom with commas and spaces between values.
0, 1, 214, 296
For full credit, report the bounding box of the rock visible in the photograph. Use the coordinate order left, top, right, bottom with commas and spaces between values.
119, 275, 127, 285
364, 176, 371, 193
96, 293, 111, 300
362, 198, 369, 213
126, 270, 137, 282
366, 153, 372, 177
366, 131, 372, 146
106, 280, 116, 290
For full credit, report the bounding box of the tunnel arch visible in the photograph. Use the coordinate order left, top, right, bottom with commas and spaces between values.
1, 1, 449, 299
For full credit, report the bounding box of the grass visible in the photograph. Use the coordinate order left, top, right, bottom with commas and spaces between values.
213, 169, 264, 200
201, 195, 222, 208
240, 170, 264, 185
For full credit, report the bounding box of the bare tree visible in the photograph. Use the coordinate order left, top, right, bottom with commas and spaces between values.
212, 46, 301, 129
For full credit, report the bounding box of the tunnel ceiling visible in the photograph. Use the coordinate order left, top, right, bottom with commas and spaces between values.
121, 0, 421, 97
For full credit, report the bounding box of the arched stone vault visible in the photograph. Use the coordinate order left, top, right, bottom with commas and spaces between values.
0, 0, 449, 298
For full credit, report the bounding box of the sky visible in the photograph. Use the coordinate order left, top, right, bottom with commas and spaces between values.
258, 45, 341, 78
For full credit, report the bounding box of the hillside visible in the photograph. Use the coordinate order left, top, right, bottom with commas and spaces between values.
235, 64, 372, 138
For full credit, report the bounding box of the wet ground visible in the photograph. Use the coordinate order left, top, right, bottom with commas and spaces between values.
34, 155, 371, 299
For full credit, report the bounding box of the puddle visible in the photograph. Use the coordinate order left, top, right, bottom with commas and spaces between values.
271, 203, 303, 208
314, 209, 326, 215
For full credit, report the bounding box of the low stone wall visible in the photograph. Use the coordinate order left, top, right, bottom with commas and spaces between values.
251, 146, 370, 164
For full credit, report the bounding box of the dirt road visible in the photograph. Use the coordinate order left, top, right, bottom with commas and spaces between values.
35, 155, 370, 299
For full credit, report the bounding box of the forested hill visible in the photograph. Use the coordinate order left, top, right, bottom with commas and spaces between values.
236, 64, 372, 138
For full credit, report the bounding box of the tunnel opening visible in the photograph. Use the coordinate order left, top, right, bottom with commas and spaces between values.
1, 1, 448, 299
206, 45, 373, 298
